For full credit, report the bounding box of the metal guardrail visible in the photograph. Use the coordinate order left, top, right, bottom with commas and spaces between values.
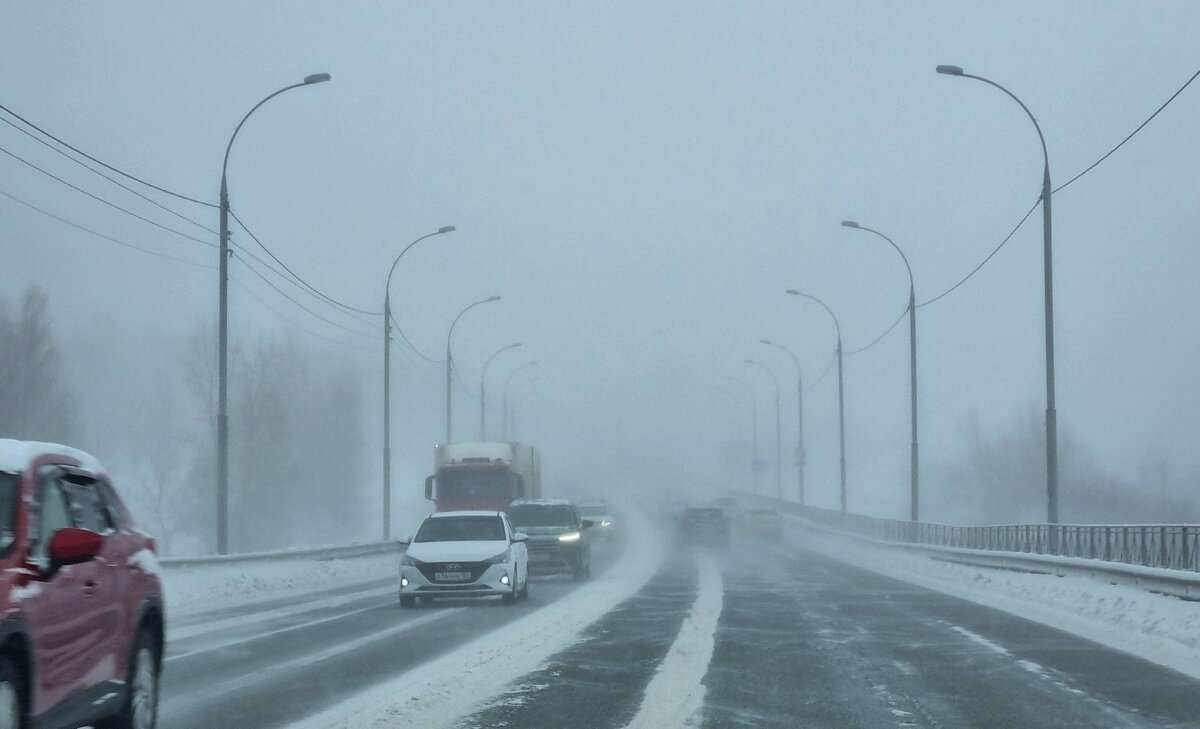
160, 541, 401, 569
765, 501, 1200, 574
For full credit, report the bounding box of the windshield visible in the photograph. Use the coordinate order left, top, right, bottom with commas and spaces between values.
438, 468, 513, 501
414, 516, 507, 543
508, 504, 576, 528
0, 474, 16, 552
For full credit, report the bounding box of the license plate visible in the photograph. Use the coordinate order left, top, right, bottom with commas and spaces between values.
435, 571, 471, 582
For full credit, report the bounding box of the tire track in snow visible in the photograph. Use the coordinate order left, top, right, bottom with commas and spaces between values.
622, 552, 723, 729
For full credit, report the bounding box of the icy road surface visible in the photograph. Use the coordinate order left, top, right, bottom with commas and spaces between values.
456, 538, 1200, 729
156, 540, 624, 729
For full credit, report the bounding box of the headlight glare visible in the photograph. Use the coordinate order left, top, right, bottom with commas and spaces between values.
558, 531, 581, 543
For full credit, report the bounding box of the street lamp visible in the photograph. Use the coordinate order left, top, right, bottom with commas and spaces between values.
842, 220, 919, 522
481, 342, 522, 440
382, 225, 455, 540
505, 376, 541, 441
725, 376, 759, 493
446, 296, 501, 444
745, 359, 783, 500
216, 72, 330, 555
937, 64, 1059, 524
502, 361, 539, 441
786, 289, 847, 513
761, 339, 805, 504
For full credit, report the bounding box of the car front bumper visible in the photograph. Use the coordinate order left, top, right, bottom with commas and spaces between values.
399, 563, 515, 598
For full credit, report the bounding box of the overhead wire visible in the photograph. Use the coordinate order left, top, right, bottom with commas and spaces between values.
0, 115, 216, 235
0, 188, 212, 270
229, 209, 382, 318
229, 275, 372, 351
0, 103, 215, 207
917, 65, 1200, 309
230, 251, 376, 339
0, 142, 216, 249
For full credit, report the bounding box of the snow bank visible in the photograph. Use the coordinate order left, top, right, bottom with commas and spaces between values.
162, 552, 399, 618
789, 522, 1200, 680
289, 500, 664, 729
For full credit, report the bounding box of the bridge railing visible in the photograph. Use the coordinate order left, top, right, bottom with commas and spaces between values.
768, 501, 1200, 573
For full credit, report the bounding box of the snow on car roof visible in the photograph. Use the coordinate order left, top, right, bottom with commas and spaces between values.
427, 510, 503, 518
509, 498, 574, 507
0, 439, 105, 475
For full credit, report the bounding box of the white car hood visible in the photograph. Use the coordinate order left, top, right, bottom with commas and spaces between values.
407, 540, 509, 563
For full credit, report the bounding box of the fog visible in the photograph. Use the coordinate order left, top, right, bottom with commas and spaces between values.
3, 3, 1199, 553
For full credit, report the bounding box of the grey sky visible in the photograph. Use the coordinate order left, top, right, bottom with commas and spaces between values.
3, 2, 1198, 523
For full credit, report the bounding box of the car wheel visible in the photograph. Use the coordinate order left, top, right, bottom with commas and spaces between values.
399, 595, 416, 608
0, 657, 23, 729
99, 629, 159, 729
519, 574, 530, 601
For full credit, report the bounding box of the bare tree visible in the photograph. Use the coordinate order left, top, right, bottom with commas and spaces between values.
0, 286, 77, 443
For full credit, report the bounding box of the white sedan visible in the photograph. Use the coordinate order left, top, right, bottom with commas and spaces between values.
399, 510, 529, 607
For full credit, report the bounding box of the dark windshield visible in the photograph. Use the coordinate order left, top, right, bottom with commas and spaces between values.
415, 516, 507, 542
439, 468, 513, 501
0, 474, 16, 552
577, 505, 608, 517
509, 504, 577, 527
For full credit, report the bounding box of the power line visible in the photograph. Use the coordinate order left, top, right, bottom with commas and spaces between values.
229, 275, 372, 351
0, 115, 216, 235
231, 251, 376, 339
918, 65, 1200, 309
229, 208, 382, 318
0, 187, 212, 270
847, 306, 909, 355
0, 142, 216, 248
1053, 67, 1200, 194
0, 103, 215, 207
390, 309, 445, 365
806, 349, 838, 392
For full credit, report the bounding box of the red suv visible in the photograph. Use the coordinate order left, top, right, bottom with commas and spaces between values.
0, 440, 164, 729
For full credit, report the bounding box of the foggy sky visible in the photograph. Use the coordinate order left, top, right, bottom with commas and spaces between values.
2, 2, 1198, 527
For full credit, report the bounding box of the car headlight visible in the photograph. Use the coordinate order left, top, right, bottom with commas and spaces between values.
601, 520, 612, 527
400, 554, 423, 567
558, 531, 581, 542
485, 548, 512, 565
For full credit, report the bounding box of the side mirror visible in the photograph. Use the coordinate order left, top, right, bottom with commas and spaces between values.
512, 532, 528, 543
424, 475, 435, 501
48, 528, 103, 570
581, 519, 595, 529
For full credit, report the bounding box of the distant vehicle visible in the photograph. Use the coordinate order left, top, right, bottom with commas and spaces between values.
0, 439, 164, 729
677, 507, 730, 547
399, 511, 528, 607
425, 442, 541, 512
507, 500, 593, 580
737, 507, 784, 540
576, 503, 616, 540
712, 496, 739, 517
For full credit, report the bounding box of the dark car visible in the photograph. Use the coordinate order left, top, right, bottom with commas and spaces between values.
678, 507, 730, 547
507, 499, 593, 580
0, 440, 165, 729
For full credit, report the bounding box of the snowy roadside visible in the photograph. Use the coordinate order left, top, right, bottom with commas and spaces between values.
788, 520, 1200, 680
288, 502, 664, 729
162, 552, 399, 620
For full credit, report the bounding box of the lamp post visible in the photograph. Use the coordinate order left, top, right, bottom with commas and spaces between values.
936, 64, 1059, 524
382, 226, 455, 540
746, 359, 783, 500
841, 220, 919, 522
445, 296, 501, 444
502, 361, 539, 441
761, 339, 804, 504
217, 72, 330, 555
505, 376, 541, 440
481, 342, 522, 440
786, 290, 847, 513
725, 376, 759, 493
